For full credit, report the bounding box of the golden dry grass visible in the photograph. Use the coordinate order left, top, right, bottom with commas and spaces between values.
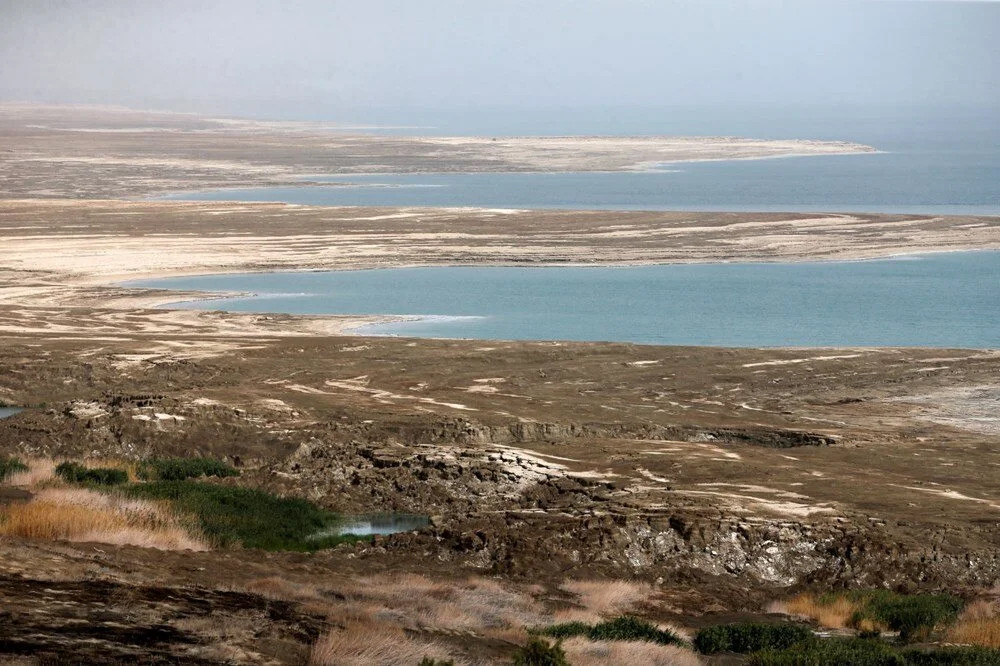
309, 623, 454, 666
0, 487, 207, 551
241, 576, 324, 602
246, 573, 697, 664
946, 618, 1000, 648
772, 593, 860, 629
561, 637, 703, 666
959, 599, 998, 622
945, 599, 1000, 648
3, 457, 56, 487
556, 579, 654, 623
2, 457, 141, 488
83, 457, 140, 481
328, 573, 549, 634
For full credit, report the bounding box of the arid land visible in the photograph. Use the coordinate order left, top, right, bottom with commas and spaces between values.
1, 106, 1000, 663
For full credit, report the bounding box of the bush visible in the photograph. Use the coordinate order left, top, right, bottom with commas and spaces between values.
849, 591, 963, 642
0, 457, 28, 481
694, 622, 813, 654
121, 481, 366, 551
747, 637, 905, 665
137, 457, 239, 482
747, 639, 1000, 666
55, 462, 128, 486
418, 659, 454, 666
539, 615, 685, 646
903, 645, 1000, 665
511, 638, 569, 666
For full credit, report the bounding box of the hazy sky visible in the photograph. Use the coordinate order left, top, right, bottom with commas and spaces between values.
1, 0, 998, 120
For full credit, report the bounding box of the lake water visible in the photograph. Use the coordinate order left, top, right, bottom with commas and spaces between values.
161, 153, 999, 216
128, 251, 1000, 348
160, 108, 1000, 215
0, 408, 23, 419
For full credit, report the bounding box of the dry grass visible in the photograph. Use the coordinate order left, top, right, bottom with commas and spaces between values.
83, 457, 140, 481
0, 487, 207, 550
253, 573, 693, 663
330, 574, 549, 635
946, 599, 1000, 648
958, 599, 998, 622
309, 622, 454, 666
772, 592, 860, 629
3, 457, 56, 487
241, 576, 324, 601
556, 579, 655, 623
561, 636, 703, 666
2, 457, 141, 488
946, 618, 1000, 648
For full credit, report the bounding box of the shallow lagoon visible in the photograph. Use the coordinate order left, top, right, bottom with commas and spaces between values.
129, 251, 1000, 348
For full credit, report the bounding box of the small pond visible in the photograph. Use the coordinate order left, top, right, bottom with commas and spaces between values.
313, 514, 431, 539
0, 408, 23, 419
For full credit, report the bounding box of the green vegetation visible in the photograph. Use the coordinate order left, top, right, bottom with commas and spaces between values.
845, 590, 964, 642
417, 659, 454, 666
903, 646, 1000, 665
136, 457, 239, 481
748, 637, 904, 665
0, 457, 28, 481
121, 481, 367, 551
55, 461, 128, 486
538, 615, 685, 646
511, 638, 569, 666
747, 638, 1000, 665
694, 622, 813, 654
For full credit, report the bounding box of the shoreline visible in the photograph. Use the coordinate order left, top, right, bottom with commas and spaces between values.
122, 249, 1000, 348
0, 103, 877, 199
3, 200, 1000, 334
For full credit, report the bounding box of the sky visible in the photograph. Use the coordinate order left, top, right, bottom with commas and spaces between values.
1, 0, 998, 123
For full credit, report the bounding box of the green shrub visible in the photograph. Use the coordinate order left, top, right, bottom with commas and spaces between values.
121, 481, 366, 551
903, 645, 1000, 665
694, 622, 813, 654
511, 638, 569, 666
747, 639, 1000, 666
539, 621, 592, 639
538, 615, 685, 646
747, 637, 905, 666
849, 591, 963, 642
0, 457, 28, 481
54, 461, 128, 486
137, 457, 239, 482
417, 659, 454, 666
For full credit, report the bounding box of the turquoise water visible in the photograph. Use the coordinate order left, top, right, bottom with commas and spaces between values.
160, 109, 1000, 215
160, 154, 999, 215
128, 251, 1000, 348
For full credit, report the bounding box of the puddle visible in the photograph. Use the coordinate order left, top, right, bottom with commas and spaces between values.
312, 514, 430, 539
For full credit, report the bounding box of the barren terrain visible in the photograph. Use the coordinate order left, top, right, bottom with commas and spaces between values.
1, 105, 999, 664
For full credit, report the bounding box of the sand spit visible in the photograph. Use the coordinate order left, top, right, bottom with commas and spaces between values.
0, 103, 875, 199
